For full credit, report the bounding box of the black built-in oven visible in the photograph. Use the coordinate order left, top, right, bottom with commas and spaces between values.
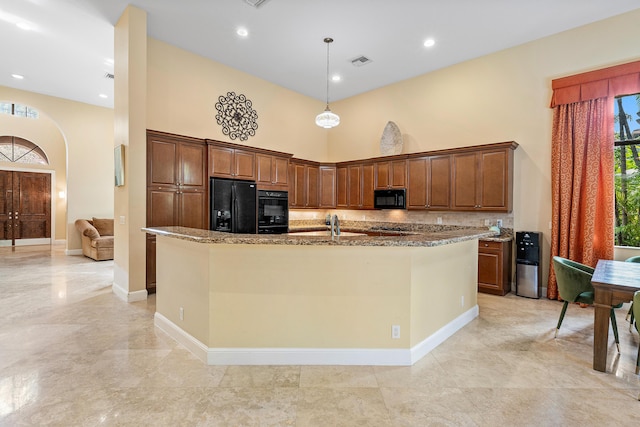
257, 190, 289, 234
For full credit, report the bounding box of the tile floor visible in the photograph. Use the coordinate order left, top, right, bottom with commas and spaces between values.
0, 245, 639, 426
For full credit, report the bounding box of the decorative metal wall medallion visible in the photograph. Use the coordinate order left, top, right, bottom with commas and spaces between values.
215, 92, 258, 141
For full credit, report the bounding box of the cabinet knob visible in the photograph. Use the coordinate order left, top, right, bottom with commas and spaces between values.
484, 243, 489, 247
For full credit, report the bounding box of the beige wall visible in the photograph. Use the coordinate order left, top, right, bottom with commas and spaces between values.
155, 236, 478, 351
0, 112, 66, 241
0, 86, 114, 249
146, 38, 330, 161
327, 9, 640, 284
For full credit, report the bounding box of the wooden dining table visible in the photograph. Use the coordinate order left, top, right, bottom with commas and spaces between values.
591, 259, 640, 372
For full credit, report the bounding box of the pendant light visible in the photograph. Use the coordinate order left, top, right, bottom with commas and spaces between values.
315, 37, 340, 128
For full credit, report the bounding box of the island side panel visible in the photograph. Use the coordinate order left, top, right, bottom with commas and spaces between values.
409, 239, 478, 346
155, 235, 211, 345
207, 244, 413, 349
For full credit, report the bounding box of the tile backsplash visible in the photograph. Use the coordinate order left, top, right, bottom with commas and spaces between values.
289, 208, 513, 229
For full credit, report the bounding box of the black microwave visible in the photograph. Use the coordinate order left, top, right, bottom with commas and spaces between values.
374, 188, 406, 209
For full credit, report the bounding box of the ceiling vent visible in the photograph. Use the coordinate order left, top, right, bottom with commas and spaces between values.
351, 55, 372, 67
104, 72, 114, 79
244, 0, 269, 7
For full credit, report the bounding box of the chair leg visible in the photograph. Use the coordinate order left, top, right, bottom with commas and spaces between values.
636, 341, 640, 375
555, 301, 569, 338
630, 305, 635, 332
626, 304, 632, 321
610, 308, 620, 353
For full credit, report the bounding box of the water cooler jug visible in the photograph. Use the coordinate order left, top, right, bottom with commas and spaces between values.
516, 231, 541, 298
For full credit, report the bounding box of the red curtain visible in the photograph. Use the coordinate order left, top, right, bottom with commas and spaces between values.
548, 98, 615, 299
547, 60, 640, 300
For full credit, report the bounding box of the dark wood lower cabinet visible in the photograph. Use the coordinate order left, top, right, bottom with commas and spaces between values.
478, 239, 512, 296
146, 234, 156, 293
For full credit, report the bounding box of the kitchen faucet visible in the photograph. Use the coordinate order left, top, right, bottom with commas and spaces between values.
330, 214, 341, 238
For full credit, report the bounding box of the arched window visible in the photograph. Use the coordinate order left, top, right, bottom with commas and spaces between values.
0, 136, 49, 165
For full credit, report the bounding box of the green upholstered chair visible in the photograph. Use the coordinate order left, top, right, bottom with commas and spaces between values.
633, 291, 640, 401
552, 256, 621, 352
625, 256, 640, 330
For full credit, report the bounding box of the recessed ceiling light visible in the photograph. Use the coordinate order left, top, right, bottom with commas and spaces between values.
236, 27, 249, 37
331, 75, 341, 82
423, 38, 436, 48
11, 74, 24, 80
99, 94, 108, 99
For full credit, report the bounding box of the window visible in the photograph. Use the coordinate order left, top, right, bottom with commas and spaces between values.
614, 93, 640, 246
0, 136, 49, 165
0, 102, 39, 119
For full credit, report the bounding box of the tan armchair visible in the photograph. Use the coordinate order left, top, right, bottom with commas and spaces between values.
74, 218, 114, 261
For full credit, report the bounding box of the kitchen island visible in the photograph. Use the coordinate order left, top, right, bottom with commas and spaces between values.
144, 224, 496, 366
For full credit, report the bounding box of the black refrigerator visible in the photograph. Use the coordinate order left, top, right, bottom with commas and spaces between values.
209, 178, 257, 234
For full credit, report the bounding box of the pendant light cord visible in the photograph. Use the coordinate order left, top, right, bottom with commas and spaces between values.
324, 37, 333, 108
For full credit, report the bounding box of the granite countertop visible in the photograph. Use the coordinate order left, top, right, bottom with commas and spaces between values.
143, 221, 500, 248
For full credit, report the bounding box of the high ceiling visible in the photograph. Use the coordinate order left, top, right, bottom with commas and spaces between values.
1, 0, 638, 109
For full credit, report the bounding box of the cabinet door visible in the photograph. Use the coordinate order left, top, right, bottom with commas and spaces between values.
374, 162, 390, 189
478, 249, 501, 289
293, 163, 306, 207
428, 155, 451, 209
306, 166, 320, 208
179, 190, 206, 229
336, 166, 348, 207
390, 160, 406, 188
148, 139, 178, 186
319, 166, 336, 208
478, 240, 511, 296
348, 165, 362, 208
273, 156, 289, 186
234, 149, 256, 180
209, 146, 235, 178
479, 150, 509, 210
146, 234, 156, 292
452, 152, 479, 209
362, 163, 375, 209
256, 154, 273, 186
407, 158, 427, 209
179, 143, 206, 188
147, 188, 178, 227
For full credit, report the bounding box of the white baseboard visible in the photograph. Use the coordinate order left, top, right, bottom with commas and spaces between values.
154, 305, 479, 366
65, 249, 83, 256
54, 239, 66, 246
112, 282, 148, 303
410, 304, 479, 364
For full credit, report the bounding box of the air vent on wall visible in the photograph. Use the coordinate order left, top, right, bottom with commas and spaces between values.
104, 72, 114, 79
351, 55, 372, 67
244, 0, 269, 7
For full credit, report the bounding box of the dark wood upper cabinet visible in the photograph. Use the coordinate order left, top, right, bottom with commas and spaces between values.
208, 144, 255, 180
288, 159, 320, 208
319, 166, 336, 208
451, 143, 515, 212
408, 155, 451, 210
375, 160, 406, 189
336, 166, 348, 208
362, 163, 375, 209
348, 165, 363, 208
257, 153, 289, 190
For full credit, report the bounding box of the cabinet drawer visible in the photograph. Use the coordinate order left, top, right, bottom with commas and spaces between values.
479, 240, 502, 251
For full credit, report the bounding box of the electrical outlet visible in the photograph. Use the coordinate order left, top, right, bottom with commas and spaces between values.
496, 219, 503, 228
179, 307, 184, 320
436, 217, 442, 224
484, 219, 491, 226
461, 295, 464, 307
119, 215, 125, 225
392, 325, 401, 339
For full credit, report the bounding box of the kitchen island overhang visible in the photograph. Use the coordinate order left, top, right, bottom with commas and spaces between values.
144, 226, 495, 366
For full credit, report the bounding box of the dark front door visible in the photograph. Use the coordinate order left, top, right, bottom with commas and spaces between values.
0, 170, 51, 246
